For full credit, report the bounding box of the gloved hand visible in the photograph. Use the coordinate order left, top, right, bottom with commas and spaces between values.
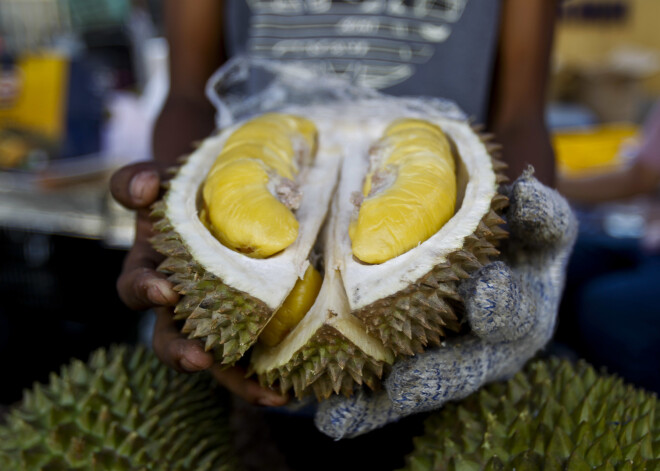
314, 168, 578, 439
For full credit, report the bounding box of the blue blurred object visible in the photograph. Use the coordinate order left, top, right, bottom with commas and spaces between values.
59, 55, 105, 159
546, 102, 598, 130
558, 223, 660, 393
577, 251, 660, 393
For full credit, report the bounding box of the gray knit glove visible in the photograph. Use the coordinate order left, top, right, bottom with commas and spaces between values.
315, 169, 578, 439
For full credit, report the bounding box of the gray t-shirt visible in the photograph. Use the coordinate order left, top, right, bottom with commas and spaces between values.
225, 0, 501, 123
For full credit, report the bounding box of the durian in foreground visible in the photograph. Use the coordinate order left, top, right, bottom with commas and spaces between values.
400, 358, 659, 471
151, 100, 508, 400
0, 345, 241, 471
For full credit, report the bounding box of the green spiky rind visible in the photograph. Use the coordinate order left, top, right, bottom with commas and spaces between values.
0, 345, 241, 471
354, 189, 508, 357
254, 325, 388, 401
400, 358, 660, 471
152, 130, 508, 399
151, 201, 273, 365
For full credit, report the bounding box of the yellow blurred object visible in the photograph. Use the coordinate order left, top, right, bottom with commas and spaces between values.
553, 124, 640, 177
350, 118, 457, 264
0, 52, 69, 141
0, 134, 30, 168
259, 265, 323, 347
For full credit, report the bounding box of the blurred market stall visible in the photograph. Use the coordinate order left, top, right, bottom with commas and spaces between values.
0, 0, 163, 405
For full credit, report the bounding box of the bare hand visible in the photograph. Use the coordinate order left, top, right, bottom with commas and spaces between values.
110, 162, 288, 407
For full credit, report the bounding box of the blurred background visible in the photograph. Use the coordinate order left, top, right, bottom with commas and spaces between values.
0, 0, 658, 407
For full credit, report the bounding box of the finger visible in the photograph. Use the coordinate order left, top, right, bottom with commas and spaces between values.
117, 266, 179, 311
385, 337, 489, 415
152, 308, 214, 373
116, 223, 177, 310
506, 168, 577, 249
315, 389, 397, 440
110, 161, 161, 209
459, 262, 533, 342
209, 365, 289, 407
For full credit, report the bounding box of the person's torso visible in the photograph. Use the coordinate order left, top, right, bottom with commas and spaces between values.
225, 0, 501, 123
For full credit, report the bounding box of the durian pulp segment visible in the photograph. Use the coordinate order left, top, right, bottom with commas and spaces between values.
350, 119, 457, 264
201, 113, 317, 258
203, 160, 299, 258
259, 264, 323, 347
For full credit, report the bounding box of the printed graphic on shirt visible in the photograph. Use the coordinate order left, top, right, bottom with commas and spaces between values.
246, 0, 469, 89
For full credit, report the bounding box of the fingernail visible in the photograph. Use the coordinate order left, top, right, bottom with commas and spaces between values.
129, 171, 158, 204
147, 280, 176, 305
257, 397, 277, 407
257, 395, 286, 407
180, 357, 202, 372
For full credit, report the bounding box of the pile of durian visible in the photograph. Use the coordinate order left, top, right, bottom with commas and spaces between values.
2, 350, 657, 470
0, 346, 240, 471
401, 358, 660, 470
151, 101, 508, 400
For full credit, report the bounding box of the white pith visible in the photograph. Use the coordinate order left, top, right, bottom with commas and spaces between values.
166, 99, 497, 369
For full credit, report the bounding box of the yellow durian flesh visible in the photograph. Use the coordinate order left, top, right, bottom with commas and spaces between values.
202, 159, 299, 257
257, 113, 318, 158
259, 264, 323, 347
212, 142, 295, 180
350, 119, 457, 264
201, 113, 318, 258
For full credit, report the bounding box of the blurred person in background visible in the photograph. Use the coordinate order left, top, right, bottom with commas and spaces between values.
557, 101, 660, 393
112, 0, 558, 404
110, 1, 558, 468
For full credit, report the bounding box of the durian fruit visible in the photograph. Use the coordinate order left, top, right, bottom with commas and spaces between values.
401, 358, 660, 471
0, 345, 241, 471
151, 100, 508, 400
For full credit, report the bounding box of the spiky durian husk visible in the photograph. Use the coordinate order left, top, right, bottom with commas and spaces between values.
151, 201, 273, 365
353, 141, 508, 356
253, 191, 508, 401
254, 325, 387, 400
401, 358, 659, 471
0, 345, 241, 471
151, 133, 509, 401
353, 190, 508, 356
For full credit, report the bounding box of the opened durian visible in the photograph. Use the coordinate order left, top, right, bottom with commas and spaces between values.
401, 358, 660, 470
0, 346, 240, 471
151, 100, 508, 400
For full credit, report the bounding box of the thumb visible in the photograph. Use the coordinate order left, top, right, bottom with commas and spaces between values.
110, 161, 161, 210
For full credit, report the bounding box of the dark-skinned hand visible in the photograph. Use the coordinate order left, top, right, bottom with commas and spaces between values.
110, 161, 289, 407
